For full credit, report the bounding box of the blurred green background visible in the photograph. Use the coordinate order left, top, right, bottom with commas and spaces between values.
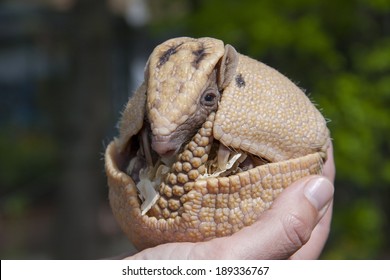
0, 0, 389, 259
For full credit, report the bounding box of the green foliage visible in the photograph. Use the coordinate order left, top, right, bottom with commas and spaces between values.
324, 199, 385, 259
0, 127, 57, 189
155, 0, 390, 259
0, 126, 58, 217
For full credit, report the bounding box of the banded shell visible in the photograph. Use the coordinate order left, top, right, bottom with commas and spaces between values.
105, 37, 330, 250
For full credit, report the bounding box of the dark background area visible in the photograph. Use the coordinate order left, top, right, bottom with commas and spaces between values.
0, 0, 389, 259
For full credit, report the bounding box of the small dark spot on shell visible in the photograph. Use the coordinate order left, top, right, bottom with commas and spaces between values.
235, 74, 246, 88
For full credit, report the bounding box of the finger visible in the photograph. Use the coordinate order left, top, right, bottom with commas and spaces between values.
290, 144, 335, 259
323, 141, 335, 183
289, 201, 333, 259
194, 175, 334, 259
126, 242, 195, 259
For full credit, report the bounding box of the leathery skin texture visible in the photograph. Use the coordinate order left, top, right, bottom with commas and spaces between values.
104, 37, 330, 250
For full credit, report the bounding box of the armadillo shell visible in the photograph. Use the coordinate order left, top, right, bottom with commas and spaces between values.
105, 138, 324, 250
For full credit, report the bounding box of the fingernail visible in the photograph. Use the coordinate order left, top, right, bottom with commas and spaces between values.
304, 177, 334, 211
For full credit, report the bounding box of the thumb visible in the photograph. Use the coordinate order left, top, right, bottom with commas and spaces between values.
200, 175, 334, 259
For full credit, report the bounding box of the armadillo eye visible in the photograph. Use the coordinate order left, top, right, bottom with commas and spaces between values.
205, 93, 215, 102
201, 90, 219, 107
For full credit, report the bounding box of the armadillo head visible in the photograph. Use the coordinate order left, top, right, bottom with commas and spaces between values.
145, 37, 237, 157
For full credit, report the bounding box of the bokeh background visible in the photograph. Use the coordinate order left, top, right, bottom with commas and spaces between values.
1, 0, 389, 259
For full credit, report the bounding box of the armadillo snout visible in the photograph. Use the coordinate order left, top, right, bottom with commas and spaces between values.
150, 135, 180, 158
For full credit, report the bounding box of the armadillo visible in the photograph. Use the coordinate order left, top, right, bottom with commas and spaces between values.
105, 37, 330, 250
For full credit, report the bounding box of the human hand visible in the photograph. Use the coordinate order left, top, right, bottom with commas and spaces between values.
125, 144, 335, 260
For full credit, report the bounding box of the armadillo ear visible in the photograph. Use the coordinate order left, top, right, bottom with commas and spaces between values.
217, 44, 238, 91
144, 56, 150, 82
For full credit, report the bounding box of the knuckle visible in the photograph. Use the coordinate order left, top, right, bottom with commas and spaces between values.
282, 212, 312, 248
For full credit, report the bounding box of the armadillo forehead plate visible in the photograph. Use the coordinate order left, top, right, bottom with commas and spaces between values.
146, 37, 224, 136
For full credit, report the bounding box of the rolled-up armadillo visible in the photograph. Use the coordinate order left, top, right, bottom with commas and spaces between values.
105, 37, 330, 250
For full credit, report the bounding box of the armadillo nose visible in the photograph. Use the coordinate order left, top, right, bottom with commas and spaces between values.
151, 137, 178, 158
